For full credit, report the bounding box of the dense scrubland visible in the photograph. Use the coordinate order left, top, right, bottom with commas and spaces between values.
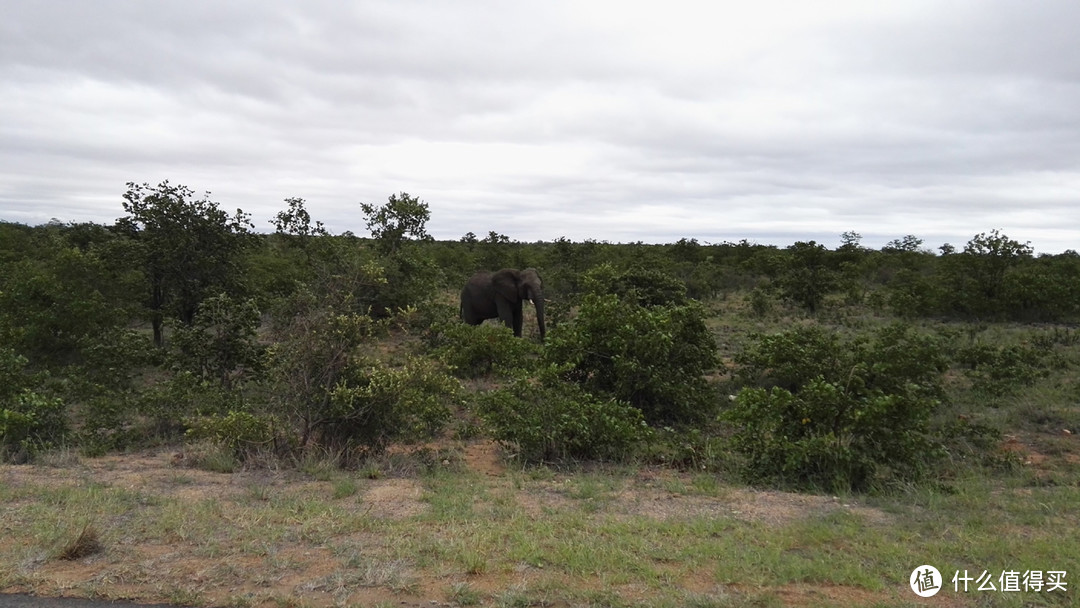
1, 183, 1079, 607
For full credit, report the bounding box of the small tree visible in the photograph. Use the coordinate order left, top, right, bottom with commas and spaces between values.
359, 192, 432, 255
477, 231, 513, 271
775, 241, 839, 312
358, 192, 441, 316
117, 181, 253, 346
272, 197, 328, 239
944, 230, 1033, 319
883, 235, 925, 253
265, 292, 382, 448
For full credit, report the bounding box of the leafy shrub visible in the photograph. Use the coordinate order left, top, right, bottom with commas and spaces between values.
0, 242, 138, 366
401, 301, 458, 335
747, 287, 774, 318
582, 264, 688, 307
136, 371, 245, 438
1, 390, 69, 462
475, 367, 651, 463
56, 327, 157, 455
366, 248, 443, 318
76, 395, 139, 456
267, 300, 458, 455
186, 410, 279, 459
430, 322, 540, 378
544, 293, 719, 424
886, 269, 942, 318
727, 323, 948, 492
321, 356, 461, 453
1002, 257, 1080, 322
0, 347, 32, 402
68, 329, 157, 399
775, 241, 840, 312
170, 292, 262, 388
956, 343, 1048, 397
0, 347, 68, 461
265, 300, 385, 448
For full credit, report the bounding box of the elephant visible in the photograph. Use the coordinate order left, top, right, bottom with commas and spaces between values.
460, 268, 546, 341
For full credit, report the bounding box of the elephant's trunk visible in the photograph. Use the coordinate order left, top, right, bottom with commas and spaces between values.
533, 294, 546, 342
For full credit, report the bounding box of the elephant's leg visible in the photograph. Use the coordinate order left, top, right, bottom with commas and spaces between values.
512, 304, 524, 337
495, 297, 516, 333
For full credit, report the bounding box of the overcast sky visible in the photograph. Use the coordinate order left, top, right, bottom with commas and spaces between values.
2, 1, 1078, 252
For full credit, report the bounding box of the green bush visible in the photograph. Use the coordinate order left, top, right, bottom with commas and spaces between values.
475, 367, 651, 463
431, 322, 540, 378
267, 299, 458, 455
265, 300, 385, 448
170, 292, 262, 388
367, 248, 443, 317
0, 347, 32, 402
747, 287, 774, 318
956, 343, 1048, 397
135, 371, 246, 440
582, 264, 688, 307
76, 395, 138, 457
68, 329, 157, 399
544, 293, 719, 424
0, 347, 68, 461
1, 390, 69, 461
0, 242, 138, 367
321, 356, 460, 453
726, 323, 948, 492
186, 410, 279, 459
775, 241, 840, 312
886, 269, 942, 318
401, 301, 458, 335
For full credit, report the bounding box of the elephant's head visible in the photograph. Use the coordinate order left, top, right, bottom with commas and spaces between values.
493, 267, 546, 341
519, 268, 545, 341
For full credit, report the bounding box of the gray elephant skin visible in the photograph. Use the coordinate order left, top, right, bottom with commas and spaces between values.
460, 268, 546, 341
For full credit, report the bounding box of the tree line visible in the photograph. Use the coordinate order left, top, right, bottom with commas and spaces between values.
1, 181, 1077, 491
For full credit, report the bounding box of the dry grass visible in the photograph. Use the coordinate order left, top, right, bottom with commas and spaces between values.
56, 524, 102, 561
1, 438, 1077, 608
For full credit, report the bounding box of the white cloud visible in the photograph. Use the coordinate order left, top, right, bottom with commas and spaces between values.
1, 0, 1078, 252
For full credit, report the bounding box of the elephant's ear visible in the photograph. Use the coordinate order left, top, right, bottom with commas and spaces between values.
491, 269, 520, 301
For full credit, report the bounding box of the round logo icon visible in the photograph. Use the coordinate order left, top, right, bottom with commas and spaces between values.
910, 565, 942, 597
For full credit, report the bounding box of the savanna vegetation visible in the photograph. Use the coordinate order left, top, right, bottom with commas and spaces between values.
2, 182, 1078, 607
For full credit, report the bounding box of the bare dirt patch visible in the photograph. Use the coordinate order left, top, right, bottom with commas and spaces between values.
463, 440, 506, 477
362, 478, 427, 519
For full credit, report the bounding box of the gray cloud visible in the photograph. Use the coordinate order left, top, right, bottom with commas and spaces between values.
2, 1, 1078, 252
